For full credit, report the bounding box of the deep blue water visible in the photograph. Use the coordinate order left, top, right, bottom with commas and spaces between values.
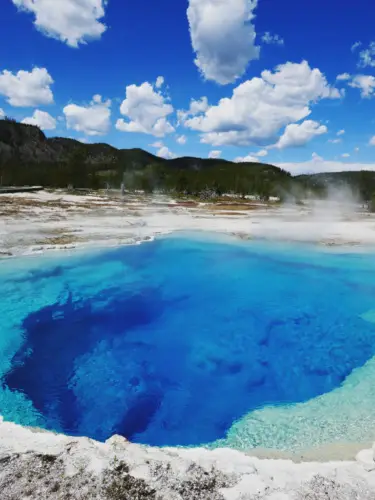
1, 234, 375, 447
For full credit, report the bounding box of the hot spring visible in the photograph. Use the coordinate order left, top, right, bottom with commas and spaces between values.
2, 233, 375, 452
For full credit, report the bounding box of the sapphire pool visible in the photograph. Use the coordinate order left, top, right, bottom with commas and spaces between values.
1, 233, 375, 451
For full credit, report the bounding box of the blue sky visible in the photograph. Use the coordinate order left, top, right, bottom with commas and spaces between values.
1, 0, 375, 174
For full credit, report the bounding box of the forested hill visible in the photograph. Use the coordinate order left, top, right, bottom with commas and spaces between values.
0, 119, 294, 198
2, 118, 375, 201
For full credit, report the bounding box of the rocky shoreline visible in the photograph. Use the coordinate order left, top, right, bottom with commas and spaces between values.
1, 419, 375, 499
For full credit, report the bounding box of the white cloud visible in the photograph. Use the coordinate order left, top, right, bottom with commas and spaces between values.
336, 73, 351, 81
12, 0, 108, 48
149, 141, 164, 148
116, 81, 174, 137
64, 94, 111, 136
337, 129, 345, 136
234, 149, 268, 162
155, 76, 165, 89
272, 120, 327, 149
369, 136, 375, 146
234, 154, 260, 163
187, 0, 259, 84
208, 150, 221, 159
355, 147, 360, 152
311, 152, 323, 161
328, 138, 342, 144
351, 41, 362, 52
277, 152, 375, 175
348, 74, 375, 98
358, 42, 375, 68
261, 32, 284, 46
176, 135, 187, 145
156, 145, 176, 159
254, 149, 268, 157
189, 96, 209, 115
185, 61, 340, 147
0, 109, 4, 118
0, 67, 54, 107
341, 153, 350, 158
21, 109, 56, 130
149, 140, 177, 159
178, 97, 209, 123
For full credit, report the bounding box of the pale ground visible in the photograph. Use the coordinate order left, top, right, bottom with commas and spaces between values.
1, 419, 375, 499
1, 189, 375, 257
2, 189, 375, 498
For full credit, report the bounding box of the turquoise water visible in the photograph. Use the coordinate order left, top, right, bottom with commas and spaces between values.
1, 234, 375, 450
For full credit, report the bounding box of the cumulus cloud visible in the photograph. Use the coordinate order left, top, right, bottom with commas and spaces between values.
64, 94, 111, 136
149, 140, 176, 159
277, 152, 375, 175
337, 129, 345, 136
358, 42, 375, 68
272, 120, 327, 149
0, 109, 4, 118
208, 150, 221, 159
156, 145, 176, 159
261, 32, 284, 46
369, 136, 375, 146
12, 0, 108, 48
336, 73, 351, 81
234, 154, 260, 163
116, 81, 174, 137
337, 73, 375, 98
155, 76, 165, 89
149, 141, 164, 148
21, 109, 56, 130
178, 97, 209, 123
254, 149, 268, 157
0, 67, 54, 107
184, 61, 340, 147
234, 149, 268, 162
176, 135, 187, 145
187, 0, 259, 84
348, 75, 375, 98
341, 153, 350, 158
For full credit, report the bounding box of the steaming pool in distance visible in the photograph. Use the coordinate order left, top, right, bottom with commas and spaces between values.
2, 232, 375, 453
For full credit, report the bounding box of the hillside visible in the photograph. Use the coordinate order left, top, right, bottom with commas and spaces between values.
0, 119, 162, 168
0, 119, 295, 198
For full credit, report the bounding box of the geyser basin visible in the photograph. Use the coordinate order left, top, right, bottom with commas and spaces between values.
2, 234, 375, 451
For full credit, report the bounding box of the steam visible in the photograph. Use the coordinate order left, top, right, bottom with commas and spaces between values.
304, 183, 363, 220
252, 183, 369, 245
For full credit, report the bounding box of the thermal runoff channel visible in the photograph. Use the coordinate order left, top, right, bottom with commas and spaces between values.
1, 234, 375, 450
